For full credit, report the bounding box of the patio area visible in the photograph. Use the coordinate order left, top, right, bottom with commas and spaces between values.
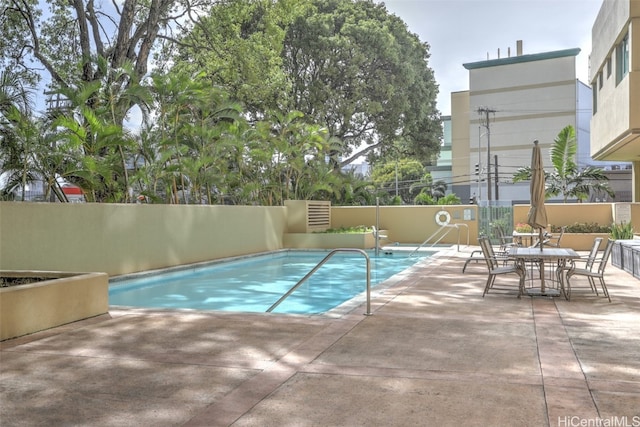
1, 246, 639, 427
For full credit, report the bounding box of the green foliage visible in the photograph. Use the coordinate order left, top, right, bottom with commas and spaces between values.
389, 195, 403, 205
172, 0, 442, 169
371, 158, 425, 204
436, 194, 461, 205
370, 158, 457, 204
413, 192, 434, 205
0, 0, 42, 87
512, 125, 615, 202
283, 0, 442, 167
550, 223, 611, 233
319, 225, 373, 234
171, 0, 302, 118
1, 0, 440, 207
1, 0, 186, 115
610, 222, 634, 240
330, 170, 380, 206
414, 192, 460, 205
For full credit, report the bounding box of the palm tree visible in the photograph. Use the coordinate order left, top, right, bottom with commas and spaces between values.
410, 173, 449, 204
512, 125, 614, 202
0, 70, 46, 201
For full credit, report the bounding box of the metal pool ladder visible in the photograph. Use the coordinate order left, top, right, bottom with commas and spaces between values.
266, 248, 372, 316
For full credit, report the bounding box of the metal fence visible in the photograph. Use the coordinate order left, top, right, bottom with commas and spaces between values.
477, 200, 514, 244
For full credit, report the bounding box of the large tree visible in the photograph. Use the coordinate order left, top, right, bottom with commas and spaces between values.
0, 0, 212, 122
172, 0, 442, 168
1, 0, 210, 201
2, 0, 442, 205
168, 0, 306, 119
283, 0, 441, 167
370, 157, 426, 204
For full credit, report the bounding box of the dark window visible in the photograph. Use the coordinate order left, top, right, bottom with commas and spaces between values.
599, 71, 603, 89
616, 33, 629, 85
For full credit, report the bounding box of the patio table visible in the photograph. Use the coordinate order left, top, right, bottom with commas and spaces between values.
508, 247, 580, 298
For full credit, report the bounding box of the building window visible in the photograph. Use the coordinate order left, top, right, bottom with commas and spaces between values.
616, 32, 629, 85
598, 71, 603, 89
592, 83, 597, 115
606, 57, 611, 78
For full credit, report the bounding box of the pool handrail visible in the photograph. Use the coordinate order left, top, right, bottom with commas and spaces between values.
408, 223, 469, 257
266, 248, 372, 316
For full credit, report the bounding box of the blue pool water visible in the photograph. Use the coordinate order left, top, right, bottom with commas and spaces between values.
109, 250, 435, 314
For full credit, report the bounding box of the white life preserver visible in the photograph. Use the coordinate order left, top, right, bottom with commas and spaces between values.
435, 210, 451, 226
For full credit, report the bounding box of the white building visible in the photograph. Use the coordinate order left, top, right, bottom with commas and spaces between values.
451, 41, 629, 204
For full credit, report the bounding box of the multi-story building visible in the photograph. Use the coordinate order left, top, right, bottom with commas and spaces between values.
450, 40, 631, 205
590, 0, 640, 202
427, 116, 453, 195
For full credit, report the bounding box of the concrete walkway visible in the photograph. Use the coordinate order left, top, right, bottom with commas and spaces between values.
2, 247, 639, 427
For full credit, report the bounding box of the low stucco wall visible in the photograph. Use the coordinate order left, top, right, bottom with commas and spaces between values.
330, 205, 479, 245
513, 203, 640, 229
0, 203, 287, 276
283, 232, 376, 249
0, 271, 108, 340
2, 202, 636, 276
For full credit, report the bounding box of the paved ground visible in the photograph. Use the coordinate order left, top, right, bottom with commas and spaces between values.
2, 246, 639, 427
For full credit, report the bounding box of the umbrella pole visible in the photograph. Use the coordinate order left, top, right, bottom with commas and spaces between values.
538, 229, 544, 250
539, 228, 544, 293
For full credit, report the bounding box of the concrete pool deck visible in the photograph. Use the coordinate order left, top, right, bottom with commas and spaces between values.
1, 246, 639, 426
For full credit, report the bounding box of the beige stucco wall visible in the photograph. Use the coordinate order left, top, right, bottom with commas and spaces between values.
450, 91, 471, 197
591, 0, 632, 70
0, 272, 108, 340
3, 202, 637, 277
330, 205, 479, 245
513, 202, 640, 228
0, 202, 286, 276
590, 0, 640, 166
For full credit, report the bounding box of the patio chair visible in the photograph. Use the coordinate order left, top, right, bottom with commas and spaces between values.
555, 237, 602, 296
479, 236, 525, 298
493, 224, 520, 252
462, 234, 509, 273
543, 226, 566, 248
565, 238, 614, 302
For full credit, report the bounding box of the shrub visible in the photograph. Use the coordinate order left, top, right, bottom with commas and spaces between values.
550, 222, 610, 233
610, 221, 634, 240
514, 223, 532, 233
319, 225, 373, 234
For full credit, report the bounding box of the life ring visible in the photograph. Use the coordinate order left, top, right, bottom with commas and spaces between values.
435, 210, 451, 226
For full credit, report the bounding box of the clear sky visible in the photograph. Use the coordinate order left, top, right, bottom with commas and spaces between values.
378, 0, 604, 115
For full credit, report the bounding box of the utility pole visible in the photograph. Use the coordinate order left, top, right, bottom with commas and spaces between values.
477, 107, 496, 202
494, 154, 499, 200
477, 126, 482, 202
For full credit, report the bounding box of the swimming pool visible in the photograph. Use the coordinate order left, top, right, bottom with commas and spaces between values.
109, 249, 436, 315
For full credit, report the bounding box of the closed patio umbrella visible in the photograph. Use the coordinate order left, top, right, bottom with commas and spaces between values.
527, 140, 548, 250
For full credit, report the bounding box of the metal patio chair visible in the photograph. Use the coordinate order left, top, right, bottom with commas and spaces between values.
566, 238, 614, 302
462, 233, 510, 273
556, 237, 602, 296
493, 224, 520, 252
479, 236, 525, 298
543, 226, 566, 248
